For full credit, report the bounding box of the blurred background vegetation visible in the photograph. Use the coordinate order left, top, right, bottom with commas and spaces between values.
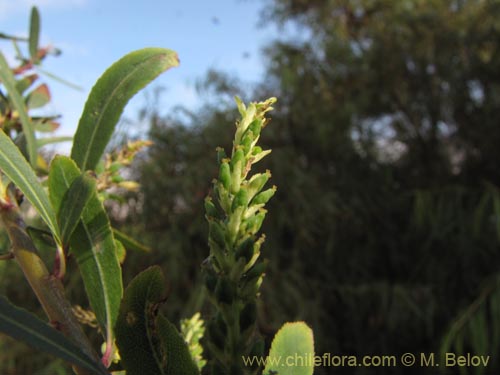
2, 0, 500, 374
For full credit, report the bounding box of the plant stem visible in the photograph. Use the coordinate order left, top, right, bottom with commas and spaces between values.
0, 198, 102, 375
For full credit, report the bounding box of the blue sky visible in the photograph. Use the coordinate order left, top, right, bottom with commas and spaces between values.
0, 0, 275, 142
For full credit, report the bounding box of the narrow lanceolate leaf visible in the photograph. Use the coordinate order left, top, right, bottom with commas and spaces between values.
29, 7, 41, 63
57, 173, 96, 245
0, 52, 37, 167
264, 322, 315, 375
115, 267, 166, 375
37, 136, 73, 147
0, 296, 109, 375
48, 155, 122, 348
71, 48, 179, 171
113, 228, 150, 253
115, 267, 199, 375
0, 130, 59, 242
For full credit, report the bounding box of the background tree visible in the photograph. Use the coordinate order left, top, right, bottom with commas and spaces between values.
120, 1, 500, 374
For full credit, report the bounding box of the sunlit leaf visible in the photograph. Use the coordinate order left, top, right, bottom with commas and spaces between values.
36, 67, 84, 91
0, 130, 59, 242
71, 48, 179, 171
29, 6, 40, 63
57, 172, 96, 245
37, 136, 72, 147
48, 155, 122, 349
0, 296, 109, 375
264, 322, 315, 375
0, 52, 37, 167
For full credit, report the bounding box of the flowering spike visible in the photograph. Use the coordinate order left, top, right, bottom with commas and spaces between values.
204, 97, 277, 373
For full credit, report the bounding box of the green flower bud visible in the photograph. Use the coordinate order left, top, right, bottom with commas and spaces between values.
241, 133, 254, 155
204, 267, 218, 293
216, 146, 227, 164
208, 219, 226, 249
244, 210, 267, 235
215, 182, 231, 213
252, 146, 263, 155
219, 161, 231, 191
248, 119, 262, 139
207, 317, 226, 350
240, 274, 264, 300
235, 237, 255, 263
235, 96, 246, 116
208, 239, 226, 270
227, 207, 244, 245
243, 236, 264, 272
118, 181, 140, 191
215, 276, 235, 305
204, 197, 218, 218
251, 186, 276, 206
242, 261, 266, 284
251, 149, 272, 165
239, 302, 257, 333
231, 189, 248, 211
109, 162, 122, 173
111, 175, 125, 183
247, 171, 270, 201
230, 148, 245, 193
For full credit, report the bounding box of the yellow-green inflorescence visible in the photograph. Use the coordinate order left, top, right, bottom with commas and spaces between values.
204, 97, 277, 374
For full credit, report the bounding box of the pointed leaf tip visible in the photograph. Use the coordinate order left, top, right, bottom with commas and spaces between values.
71, 48, 179, 171
0, 296, 108, 375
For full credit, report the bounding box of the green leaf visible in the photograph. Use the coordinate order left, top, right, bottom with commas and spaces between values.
115, 266, 199, 375
26, 83, 51, 109
71, 48, 179, 171
29, 6, 40, 63
113, 228, 150, 253
48, 156, 79, 213
48, 155, 122, 348
27, 226, 57, 253
57, 172, 96, 245
37, 136, 73, 147
0, 130, 60, 242
264, 322, 315, 375
15, 73, 38, 95
115, 239, 126, 264
157, 315, 201, 375
0, 52, 38, 167
0, 296, 109, 375
33, 118, 60, 133
36, 67, 84, 91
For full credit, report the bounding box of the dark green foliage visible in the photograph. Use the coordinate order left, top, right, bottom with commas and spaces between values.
0, 296, 108, 375
49, 155, 123, 349
115, 266, 199, 375
128, 1, 500, 374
